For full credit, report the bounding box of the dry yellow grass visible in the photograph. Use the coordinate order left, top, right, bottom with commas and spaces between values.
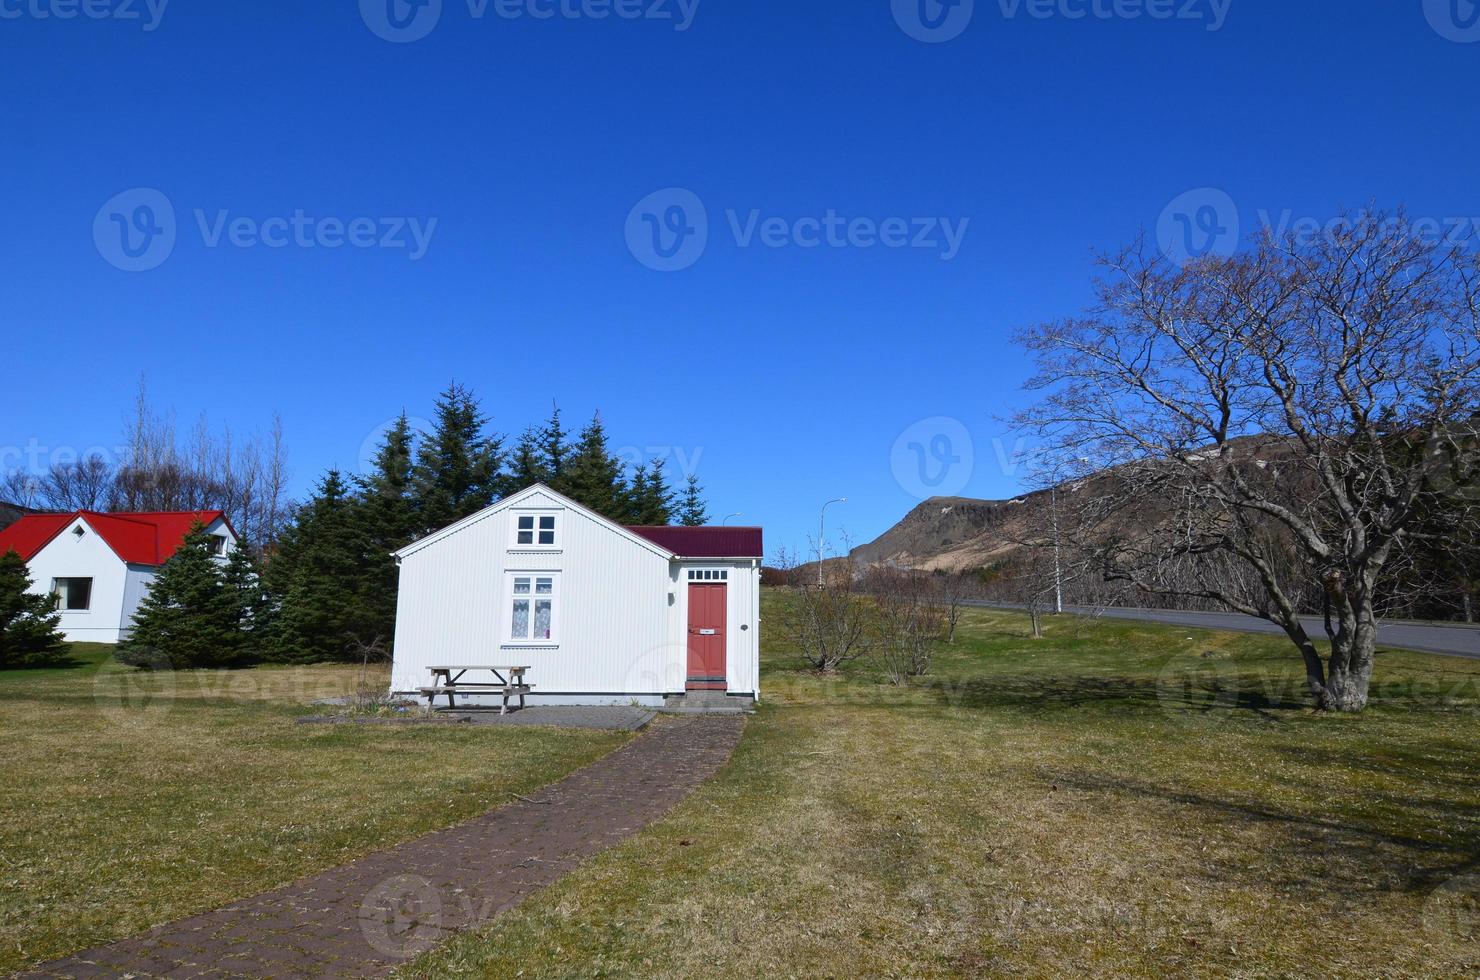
0, 648, 629, 973
403, 597, 1480, 979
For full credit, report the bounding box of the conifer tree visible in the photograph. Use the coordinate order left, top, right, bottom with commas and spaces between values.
678, 474, 709, 527
626, 458, 675, 525
0, 550, 66, 668
411, 382, 503, 534
119, 525, 245, 669
221, 543, 276, 647
563, 412, 626, 518
268, 471, 385, 663
502, 425, 550, 496
359, 413, 418, 546
540, 403, 570, 492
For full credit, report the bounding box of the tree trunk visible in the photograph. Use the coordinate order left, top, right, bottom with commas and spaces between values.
1029, 607, 1042, 639
1319, 614, 1376, 712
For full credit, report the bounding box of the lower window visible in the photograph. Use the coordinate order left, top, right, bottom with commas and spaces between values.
509, 573, 557, 642
53, 577, 93, 611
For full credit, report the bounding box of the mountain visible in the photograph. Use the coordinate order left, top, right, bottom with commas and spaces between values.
850, 492, 1054, 572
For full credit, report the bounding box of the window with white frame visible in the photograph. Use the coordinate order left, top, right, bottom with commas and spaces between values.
508, 573, 558, 642
686, 568, 729, 582
512, 512, 558, 548
53, 578, 93, 611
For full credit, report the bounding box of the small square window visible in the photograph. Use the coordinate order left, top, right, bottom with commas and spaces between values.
513, 513, 557, 548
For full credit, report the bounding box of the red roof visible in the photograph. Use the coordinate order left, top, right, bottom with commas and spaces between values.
0, 511, 227, 566
625, 525, 764, 559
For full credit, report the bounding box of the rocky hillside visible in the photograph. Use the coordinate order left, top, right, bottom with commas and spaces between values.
850, 492, 1055, 572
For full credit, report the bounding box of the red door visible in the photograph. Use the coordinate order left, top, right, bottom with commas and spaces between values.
686, 583, 728, 691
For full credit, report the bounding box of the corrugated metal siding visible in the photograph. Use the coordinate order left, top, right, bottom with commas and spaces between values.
391, 490, 682, 698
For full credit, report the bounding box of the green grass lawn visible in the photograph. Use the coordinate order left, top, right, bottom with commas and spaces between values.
0, 647, 630, 973
403, 592, 1480, 979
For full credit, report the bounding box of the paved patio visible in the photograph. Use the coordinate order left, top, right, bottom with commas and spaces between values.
20, 715, 743, 979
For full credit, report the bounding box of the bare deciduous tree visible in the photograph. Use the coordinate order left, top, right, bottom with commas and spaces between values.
933, 571, 977, 643
1017, 210, 1480, 712
43, 455, 114, 511
774, 545, 876, 673
866, 567, 946, 684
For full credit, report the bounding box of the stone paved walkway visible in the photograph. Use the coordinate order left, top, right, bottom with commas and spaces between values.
20, 716, 744, 979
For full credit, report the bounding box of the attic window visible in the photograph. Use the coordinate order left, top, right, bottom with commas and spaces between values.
513, 513, 558, 548
71, 526, 85, 539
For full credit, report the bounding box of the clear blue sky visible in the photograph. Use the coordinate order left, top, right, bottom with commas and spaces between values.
2, 0, 1475, 558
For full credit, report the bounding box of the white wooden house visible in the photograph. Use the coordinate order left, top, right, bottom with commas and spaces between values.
0, 510, 237, 643
390, 484, 763, 706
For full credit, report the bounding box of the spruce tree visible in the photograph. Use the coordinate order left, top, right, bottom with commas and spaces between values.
0, 550, 66, 668
501, 425, 551, 496
221, 544, 276, 653
678, 474, 709, 526
411, 382, 503, 534
359, 413, 418, 546
540, 403, 570, 492
627, 458, 676, 525
268, 471, 385, 663
563, 412, 626, 518
624, 464, 651, 523
119, 525, 244, 669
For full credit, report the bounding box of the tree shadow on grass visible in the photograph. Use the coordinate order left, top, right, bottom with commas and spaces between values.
0, 653, 91, 673
923, 672, 1310, 721
1045, 768, 1480, 900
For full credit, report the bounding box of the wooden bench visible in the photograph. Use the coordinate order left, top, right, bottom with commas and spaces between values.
420, 666, 532, 714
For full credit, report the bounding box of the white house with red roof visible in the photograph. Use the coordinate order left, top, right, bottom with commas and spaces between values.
391, 484, 762, 707
0, 510, 237, 643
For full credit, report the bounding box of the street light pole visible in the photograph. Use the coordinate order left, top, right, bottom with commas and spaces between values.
818, 497, 847, 586
721, 512, 743, 526
1050, 485, 1063, 614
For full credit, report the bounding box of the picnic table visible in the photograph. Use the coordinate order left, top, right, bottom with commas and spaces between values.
418, 665, 533, 714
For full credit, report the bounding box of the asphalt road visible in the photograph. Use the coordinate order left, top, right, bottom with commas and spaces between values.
963, 601, 1480, 660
